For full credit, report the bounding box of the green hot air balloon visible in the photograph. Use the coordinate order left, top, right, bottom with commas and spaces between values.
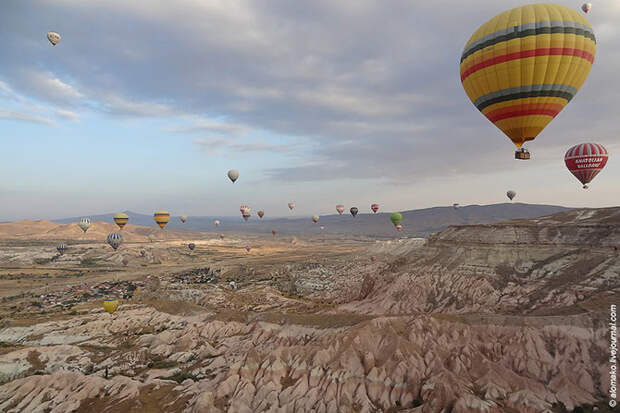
390, 212, 402, 227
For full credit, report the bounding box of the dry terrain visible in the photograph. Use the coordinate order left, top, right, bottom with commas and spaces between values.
0, 210, 617, 412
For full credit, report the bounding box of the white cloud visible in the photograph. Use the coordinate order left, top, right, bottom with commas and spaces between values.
193, 137, 294, 155
55, 109, 80, 121
100, 94, 176, 117
18, 70, 83, 102
0, 109, 55, 125
168, 119, 249, 135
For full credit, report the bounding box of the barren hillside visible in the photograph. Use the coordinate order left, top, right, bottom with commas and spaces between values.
0, 208, 615, 412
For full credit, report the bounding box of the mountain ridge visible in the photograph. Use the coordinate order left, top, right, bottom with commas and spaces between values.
50, 202, 572, 237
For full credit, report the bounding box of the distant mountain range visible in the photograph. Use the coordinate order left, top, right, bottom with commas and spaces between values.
52, 203, 572, 238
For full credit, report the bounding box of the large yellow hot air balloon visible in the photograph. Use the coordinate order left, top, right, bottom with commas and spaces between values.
103, 300, 119, 314
153, 210, 170, 229
113, 213, 129, 229
460, 4, 596, 159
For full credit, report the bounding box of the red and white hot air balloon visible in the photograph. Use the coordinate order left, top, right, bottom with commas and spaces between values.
371, 203, 379, 213
336, 205, 345, 215
581, 3, 591, 13
564, 143, 608, 189
396, 224, 402, 232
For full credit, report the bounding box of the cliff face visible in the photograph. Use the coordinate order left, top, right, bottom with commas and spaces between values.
342, 208, 620, 317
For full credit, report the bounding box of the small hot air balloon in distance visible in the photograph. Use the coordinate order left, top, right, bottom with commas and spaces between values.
336, 205, 345, 215
582, 3, 591, 13
154, 211, 170, 229
47, 31, 61, 46
78, 218, 91, 233
565, 143, 608, 189
188, 243, 195, 251
390, 212, 402, 227
113, 213, 129, 230
258, 210, 265, 218
396, 224, 403, 232
371, 204, 379, 213
272, 229, 276, 236
453, 203, 460, 210
140, 249, 146, 257
507, 190, 516, 201
219, 234, 225, 240
180, 216, 187, 223
460, 4, 596, 159
240, 206, 251, 221
245, 245, 251, 252
214, 220, 220, 227
122, 257, 130, 266
103, 300, 119, 314
288, 202, 295, 211
107, 232, 123, 250
228, 169, 239, 183
57, 243, 67, 255
350, 207, 358, 217
371, 256, 377, 263
312, 215, 319, 223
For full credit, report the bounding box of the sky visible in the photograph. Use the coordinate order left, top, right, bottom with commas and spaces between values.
0, 0, 618, 220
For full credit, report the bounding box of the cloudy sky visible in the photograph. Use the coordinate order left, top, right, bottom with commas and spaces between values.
0, 0, 618, 220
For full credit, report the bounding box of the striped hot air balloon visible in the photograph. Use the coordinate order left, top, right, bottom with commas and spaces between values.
153, 211, 170, 229
371, 204, 379, 213
564, 143, 608, 189
78, 218, 91, 233
460, 4, 596, 159
113, 213, 129, 230
106, 232, 123, 250
57, 243, 67, 255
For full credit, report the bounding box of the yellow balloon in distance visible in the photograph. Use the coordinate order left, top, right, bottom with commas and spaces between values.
460, 4, 596, 154
113, 213, 129, 230
153, 210, 170, 229
103, 300, 119, 314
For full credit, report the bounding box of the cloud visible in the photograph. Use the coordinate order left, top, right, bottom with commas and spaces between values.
14, 70, 82, 103
0, 109, 55, 125
55, 109, 80, 121
168, 119, 249, 135
194, 137, 294, 155
0, 0, 617, 187
98, 94, 176, 117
